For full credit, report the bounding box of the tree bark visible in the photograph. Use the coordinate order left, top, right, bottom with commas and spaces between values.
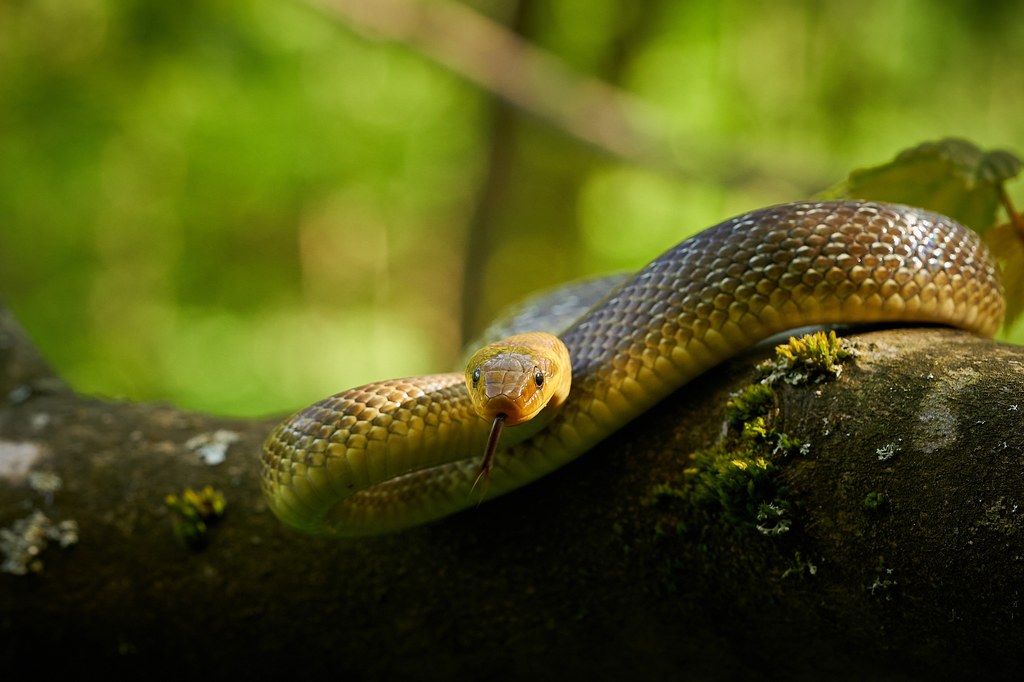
2, 299, 1022, 680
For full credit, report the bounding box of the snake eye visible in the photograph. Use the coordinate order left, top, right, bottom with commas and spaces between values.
535, 372, 544, 388
472, 368, 481, 385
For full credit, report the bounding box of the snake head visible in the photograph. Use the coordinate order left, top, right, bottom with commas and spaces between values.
465, 331, 572, 492
464, 331, 572, 427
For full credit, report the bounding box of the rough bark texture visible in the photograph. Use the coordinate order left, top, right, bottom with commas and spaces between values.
1, 300, 1023, 680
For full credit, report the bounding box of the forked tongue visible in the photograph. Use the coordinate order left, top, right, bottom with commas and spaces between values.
472, 413, 505, 499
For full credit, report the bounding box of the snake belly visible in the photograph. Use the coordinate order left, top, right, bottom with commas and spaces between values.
261, 200, 1005, 536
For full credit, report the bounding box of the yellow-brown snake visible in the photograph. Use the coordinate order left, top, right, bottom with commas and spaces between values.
261, 200, 1004, 536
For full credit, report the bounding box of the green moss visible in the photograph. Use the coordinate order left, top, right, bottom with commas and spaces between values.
863, 491, 887, 513
650, 402, 799, 538
649, 331, 856, 541
676, 443, 792, 536
725, 383, 774, 425
741, 415, 770, 441
165, 485, 227, 550
758, 330, 853, 386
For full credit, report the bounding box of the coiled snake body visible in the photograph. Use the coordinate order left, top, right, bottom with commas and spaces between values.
261, 201, 1004, 536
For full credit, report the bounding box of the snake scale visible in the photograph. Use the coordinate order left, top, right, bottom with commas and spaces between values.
261, 200, 1004, 536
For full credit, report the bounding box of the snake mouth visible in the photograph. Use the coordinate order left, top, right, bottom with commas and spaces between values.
479, 396, 532, 426
480, 392, 548, 427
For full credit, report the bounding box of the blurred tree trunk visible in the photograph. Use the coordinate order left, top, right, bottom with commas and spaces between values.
459, 0, 534, 342
2, 299, 1023, 681
459, 1, 669, 342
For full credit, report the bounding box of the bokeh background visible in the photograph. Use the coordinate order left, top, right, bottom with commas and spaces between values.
1, 0, 1022, 417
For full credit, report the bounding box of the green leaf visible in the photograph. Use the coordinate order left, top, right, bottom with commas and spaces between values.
819, 137, 1022, 233
983, 221, 1024, 328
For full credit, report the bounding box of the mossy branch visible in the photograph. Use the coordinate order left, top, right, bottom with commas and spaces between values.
1, 301, 1023, 680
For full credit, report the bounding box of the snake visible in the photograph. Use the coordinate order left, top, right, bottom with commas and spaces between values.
261, 200, 1005, 537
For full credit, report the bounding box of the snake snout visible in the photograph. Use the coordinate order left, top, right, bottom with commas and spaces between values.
479, 393, 528, 425
467, 341, 558, 426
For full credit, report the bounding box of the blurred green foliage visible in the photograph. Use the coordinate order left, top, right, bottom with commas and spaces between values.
1, 0, 1022, 417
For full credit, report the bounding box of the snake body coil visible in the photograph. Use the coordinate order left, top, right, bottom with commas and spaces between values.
262, 201, 1004, 536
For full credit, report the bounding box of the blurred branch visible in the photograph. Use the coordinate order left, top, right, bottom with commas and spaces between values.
302, 0, 691, 177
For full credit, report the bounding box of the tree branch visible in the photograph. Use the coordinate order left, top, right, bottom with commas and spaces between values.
304, 0, 680, 173
299, 0, 828, 189
1, 298, 1022, 679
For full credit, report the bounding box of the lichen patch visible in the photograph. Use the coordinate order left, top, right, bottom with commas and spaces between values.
0, 510, 79, 575
0, 440, 46, 483
914, 367, 982, 455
